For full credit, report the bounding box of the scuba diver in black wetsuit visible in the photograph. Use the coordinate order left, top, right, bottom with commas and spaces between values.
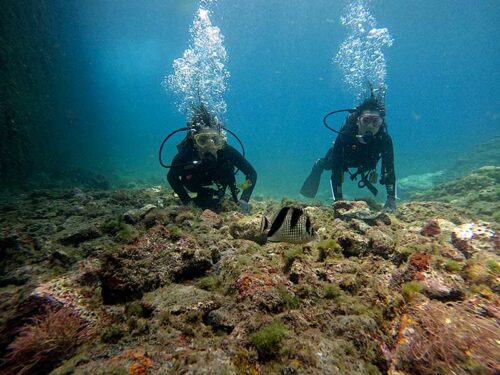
300, 94, 397, 212
161, 106, 257, 213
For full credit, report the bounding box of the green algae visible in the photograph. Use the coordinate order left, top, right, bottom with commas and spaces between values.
277, 286, 300, 309
283, 247, 303, 271
485, 259, 499, 274
167, 224, 183, 241
125, 301, 144, 317
323, 283, 343, 300
251, 321, 288, 360
402, 281, 423, 300
197, 274, 221, 291
445, 259, 463, 273
317, 239, 341, 261
100, 325, 125, 344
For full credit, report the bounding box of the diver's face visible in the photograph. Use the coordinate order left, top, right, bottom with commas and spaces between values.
193, 130, 225, 158
357, 110, 383, 136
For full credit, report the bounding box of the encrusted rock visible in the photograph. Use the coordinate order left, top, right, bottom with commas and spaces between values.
418, 269, 466, 301
229, 215, 267, 244
100, 225, 212, 304
336, 231, 370, 257
420, 219, 441, 237
142, 284, 219, 315
367, 227, 395, 257
333, 200, 391, 225
57, 216, 101, 245
204, 306, 238, 333
123, 204, 157, 224
234, 269, 290, 312
451, 221, 498, 258
201, 209, 223, 229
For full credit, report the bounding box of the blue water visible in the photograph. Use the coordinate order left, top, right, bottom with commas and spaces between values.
52, 0, 500, 201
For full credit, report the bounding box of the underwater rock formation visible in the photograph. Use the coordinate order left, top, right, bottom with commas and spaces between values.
411, 166, 500, 221
0, 175, 498, 374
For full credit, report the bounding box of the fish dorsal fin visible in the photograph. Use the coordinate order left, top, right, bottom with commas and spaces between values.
289, 208, 303, 229
267, 207, 290, 238
260, 215, 269, 233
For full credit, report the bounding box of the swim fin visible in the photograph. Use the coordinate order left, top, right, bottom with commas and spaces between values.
300, 159, 324, 198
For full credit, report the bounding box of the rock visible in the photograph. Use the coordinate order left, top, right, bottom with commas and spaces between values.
142, 284, 219, 316
396, 202, 471, 226
336, 231, 370, 257
57, 216, 101, 245
333, 200, 391, 225
201, 209, 223, 229
100, 225, 212, 304
50, 249, 74, 265
229, 215, 267, 244
418, 269, 466, 301
0, 265, 34, 286
451, 221, 498, 258
204, 306, 238, 333
367, 228, 395, 257
123, 204, 157, 224
420, 219, 441, 237
234, 269, 290, 313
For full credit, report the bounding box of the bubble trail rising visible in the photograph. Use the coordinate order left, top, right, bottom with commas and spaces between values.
335, 0, 394, 100
164, 0, 229, 121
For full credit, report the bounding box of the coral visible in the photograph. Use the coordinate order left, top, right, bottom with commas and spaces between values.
250, 321, 288, 360
4, 306, 89, 375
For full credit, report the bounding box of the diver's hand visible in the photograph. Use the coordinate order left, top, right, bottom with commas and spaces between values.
237, 199, 251, 214
384, 196, 396, 213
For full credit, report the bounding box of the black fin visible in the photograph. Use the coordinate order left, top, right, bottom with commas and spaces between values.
267, 207, 290, 238
290, 208, 303, 229
300, 163, 323, 198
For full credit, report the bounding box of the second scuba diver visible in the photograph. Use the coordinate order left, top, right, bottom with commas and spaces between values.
300, 93, 397, 212
163, 106, 257, 213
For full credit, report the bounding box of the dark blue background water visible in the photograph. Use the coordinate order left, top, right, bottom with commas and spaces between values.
53, 0, 500, 201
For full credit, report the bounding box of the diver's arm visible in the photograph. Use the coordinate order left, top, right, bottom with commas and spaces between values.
381, 135, 396, 197
167, 154, 191, 205
225, 145, 257, 202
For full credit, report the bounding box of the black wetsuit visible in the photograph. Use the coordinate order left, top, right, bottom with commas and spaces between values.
167, 139, 257, 208
324, 114, 396, 200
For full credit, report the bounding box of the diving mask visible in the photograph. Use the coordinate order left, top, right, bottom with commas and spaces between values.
193, 130, 226, 157
357, 112, 383, 142
359, 114, 383, 128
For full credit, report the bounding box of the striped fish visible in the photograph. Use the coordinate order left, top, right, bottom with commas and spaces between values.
260, 207, 316, 244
